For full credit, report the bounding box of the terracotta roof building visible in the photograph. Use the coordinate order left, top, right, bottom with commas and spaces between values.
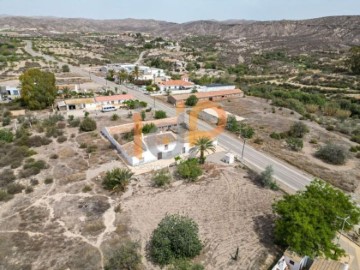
167, 89, 243, 106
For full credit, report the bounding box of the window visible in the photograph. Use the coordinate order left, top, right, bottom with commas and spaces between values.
289, 260, 295, 265
164, 144, 168, 150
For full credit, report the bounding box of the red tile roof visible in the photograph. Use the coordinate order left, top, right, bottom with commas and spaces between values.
169, 89, 243, 101
160, 80, 194, 87
95, 94, 134, 102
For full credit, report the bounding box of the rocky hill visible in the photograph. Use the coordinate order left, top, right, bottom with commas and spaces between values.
0, 15, 359, 51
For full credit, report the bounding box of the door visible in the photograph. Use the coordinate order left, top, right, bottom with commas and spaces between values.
157, 152, 163, 160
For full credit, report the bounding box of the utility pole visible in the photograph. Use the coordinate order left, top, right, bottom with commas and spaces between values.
241, 137, 246, 159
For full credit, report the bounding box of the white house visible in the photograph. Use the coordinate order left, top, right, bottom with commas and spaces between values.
272, 249, 349, 270
100, 64, 167, 81
158, 80, 195, 93
95, 94, 134, 107
102, 117, 197, 166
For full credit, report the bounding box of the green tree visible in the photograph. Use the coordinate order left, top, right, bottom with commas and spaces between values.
155, 110, 167, 119
117, 69, 128, 84
20, 68, 57, 110
105, 241, 142, 270
273, 179, 360, 259
142, 123, 157, 134
107, 69, 115, 81
132, 65, 140, 80
149, 214, 203, 266
258, 165, 277, 189
79, 117, 97, 132
61, 64, 70, 72
185, 95, 198, 107
177, 158, 202, 181
348, 46, 360, 75
194, 136, 215, 164
102, 168, 134, 193
288, 122, 309, 138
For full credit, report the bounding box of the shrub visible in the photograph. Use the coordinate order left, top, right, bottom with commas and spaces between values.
102, 168, 134, 193
0, 129, 14, 143
57, 135, 67, 143
7, 183, 25, 194
86, 145, 97, 153
258, 165, 278, 190
169, 259, 204, 270
30, 179, 39, 186
25, 186, 34, 194
177, 158, 202, 182
105, 241, 142, 270
254, 137, 264, 145
152, 170, 171, 187
44, 177, 53, 184
270, 132, 286, 140
351, 135, 360, 144
68, 118, 80, 127
149, 214, 202, 266
19, 159, 47, 178
2, 117, 11, 126
142, 123, 157, 134
141, 111, 146, 121
82, 185, 92, 192
288, 122, 309, 138
286, 137, 304, 151
111, 114, 119, 121
0, 144, 35, 169
309, 138, 318, 144
357, 153, 360, 159
80, 117, 97, 132
57, 122, 66, 129
79, 142, 87, 149
185, 95, 199, 107
0, 169, 16, 187
0, 189, 13, 202
50, 153, 59, 159
155, 110, 167, 119
315, 143, 347, 165
17, 135, 52, 147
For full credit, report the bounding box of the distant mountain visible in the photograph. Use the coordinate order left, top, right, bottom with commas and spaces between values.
0, 15, 359, 51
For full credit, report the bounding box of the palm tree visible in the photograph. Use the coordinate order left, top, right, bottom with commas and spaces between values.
102, 168, 134, 193
132, 65, 140, 80
194, 136, 216, 164
118, 69, 128, 84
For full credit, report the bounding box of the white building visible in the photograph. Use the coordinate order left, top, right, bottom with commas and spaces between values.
100, 64, 167, 81
102, 117, 197, 166
0, 86, 21, 100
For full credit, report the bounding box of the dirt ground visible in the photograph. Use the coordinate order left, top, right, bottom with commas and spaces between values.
220, 97, 360, 194
0, 112, 282, 270
121, 163, 282, 270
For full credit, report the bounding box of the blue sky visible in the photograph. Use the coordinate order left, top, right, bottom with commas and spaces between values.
0, 0, 359, 22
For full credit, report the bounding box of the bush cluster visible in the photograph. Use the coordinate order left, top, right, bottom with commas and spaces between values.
149, 214, 203, 266
177, 158, 202, 182
315, 143, 347, 165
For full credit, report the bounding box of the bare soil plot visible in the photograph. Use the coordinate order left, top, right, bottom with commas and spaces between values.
121, 164, 282, 270
221, 97, 360, 193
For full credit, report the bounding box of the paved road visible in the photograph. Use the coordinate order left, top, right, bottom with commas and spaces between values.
24, 40, 312, 192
